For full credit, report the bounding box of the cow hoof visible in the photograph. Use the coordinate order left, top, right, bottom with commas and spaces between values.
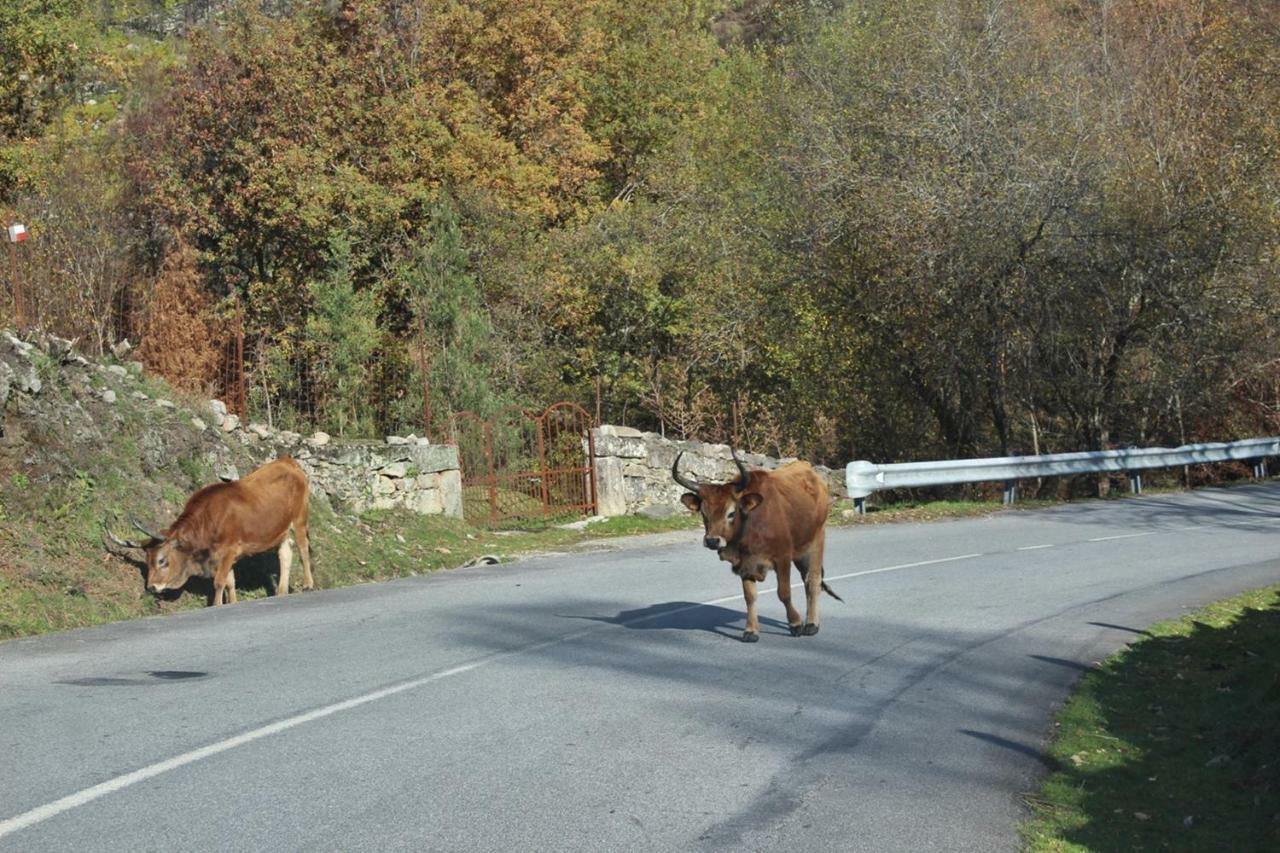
789, 624, 804, 637
741, 631, 760, 643
800, 623, 819, 636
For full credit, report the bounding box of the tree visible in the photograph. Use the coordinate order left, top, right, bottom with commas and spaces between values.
402, 193, 506, 430
303, 235, 380, 437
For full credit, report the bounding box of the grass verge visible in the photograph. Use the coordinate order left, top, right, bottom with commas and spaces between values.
1022, 585, 1280, 851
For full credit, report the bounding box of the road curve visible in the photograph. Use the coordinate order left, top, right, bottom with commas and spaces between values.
2, 484, 1278, 852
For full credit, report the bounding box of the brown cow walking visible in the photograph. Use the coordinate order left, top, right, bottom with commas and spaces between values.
105, 456, 313, 606
674, 449, 841, 643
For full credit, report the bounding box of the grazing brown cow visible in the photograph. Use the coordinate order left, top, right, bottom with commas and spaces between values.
105, 456, 313, 606
674, 450, 841, 643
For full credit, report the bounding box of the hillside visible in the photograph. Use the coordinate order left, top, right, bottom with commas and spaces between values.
0, 329, 698, 639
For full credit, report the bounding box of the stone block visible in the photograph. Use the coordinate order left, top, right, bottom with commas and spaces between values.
380, 461, 410, 478
408, 488, 443, 515
408, 444, 459, 474
0, 361, 11, 411
597, 424, 644, 439
440, 469, 463, 518
595, 456, 627, 517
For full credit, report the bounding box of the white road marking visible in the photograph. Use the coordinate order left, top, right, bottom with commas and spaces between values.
0, 643, 589, 841
0, 549, 987, 839
728, 552, 985, 601
1016, 544, 1055, 552
825, 553, 984, 585
1086, 532, 1157, 542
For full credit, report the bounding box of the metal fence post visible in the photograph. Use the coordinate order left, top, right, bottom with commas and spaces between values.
1129, 473, 1143, 494
1002, 481, 1018, 505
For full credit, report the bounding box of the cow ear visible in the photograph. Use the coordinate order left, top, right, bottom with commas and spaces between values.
680, 493, 701, 512
739, 492, 763, 513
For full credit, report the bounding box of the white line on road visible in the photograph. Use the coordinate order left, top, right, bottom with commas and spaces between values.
697, 552, 986, 604
0, 550, 986, 840
1016, 544, 1055, 552
1086, 532, 1157, 542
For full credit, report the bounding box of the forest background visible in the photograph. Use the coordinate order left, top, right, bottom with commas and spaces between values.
2, 0, 1277, 468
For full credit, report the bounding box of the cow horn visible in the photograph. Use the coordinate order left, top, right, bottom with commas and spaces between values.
731, 448, 751, 492
129, 516, 164, 542
102, 516, 148, 550
671, 451, 701, 492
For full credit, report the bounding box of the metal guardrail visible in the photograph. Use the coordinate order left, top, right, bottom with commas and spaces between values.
845, 437, 1280, 511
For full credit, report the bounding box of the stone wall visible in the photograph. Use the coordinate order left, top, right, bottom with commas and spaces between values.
591, 425, 843, 517
204, 402, 462, 518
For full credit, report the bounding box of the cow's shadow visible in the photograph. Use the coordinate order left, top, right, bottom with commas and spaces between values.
567, 601, 792, 640
106, 544, 283, 605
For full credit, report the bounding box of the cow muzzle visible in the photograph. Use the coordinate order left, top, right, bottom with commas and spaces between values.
703, 536, 725, 551
146, 583, 166, 594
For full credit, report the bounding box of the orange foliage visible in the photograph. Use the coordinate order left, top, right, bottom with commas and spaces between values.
137, 242, 225, 395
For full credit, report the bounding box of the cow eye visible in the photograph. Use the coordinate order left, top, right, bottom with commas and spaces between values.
157, 555, 168, 567
727, 509, 736, 521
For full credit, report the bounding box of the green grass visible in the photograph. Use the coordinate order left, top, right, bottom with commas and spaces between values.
1022, 586, 1280, 851
291, 503, 698, 590
829, 496, 1058, 525
1, 480, 702, 639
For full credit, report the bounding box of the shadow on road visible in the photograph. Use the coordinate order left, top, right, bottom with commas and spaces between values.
562, 601, 792, 639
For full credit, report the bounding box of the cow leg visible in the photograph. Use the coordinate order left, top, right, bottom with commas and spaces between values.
225, 569, 237, 604
294, 511, 314, 590
211, 553, 237, 607
796, 527, 826, 636
276, 537, 293, 596
741, 578, 760, 643
774, 559, 803, 635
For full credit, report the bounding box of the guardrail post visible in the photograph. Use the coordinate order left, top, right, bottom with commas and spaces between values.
1002, 481, 1018, 505
853, 497, 866, 515
1253, 460, 1268, 480
1129, 473, 1143, 494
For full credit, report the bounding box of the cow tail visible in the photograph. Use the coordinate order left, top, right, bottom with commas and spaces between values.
819, 564, 844, 602
802, 563, 844, 602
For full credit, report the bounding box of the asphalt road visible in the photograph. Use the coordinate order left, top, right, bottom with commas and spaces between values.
2, 484, 1279, 852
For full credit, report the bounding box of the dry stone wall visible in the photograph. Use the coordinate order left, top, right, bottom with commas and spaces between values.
591, 425, 843, 517
202, 403, 462, 518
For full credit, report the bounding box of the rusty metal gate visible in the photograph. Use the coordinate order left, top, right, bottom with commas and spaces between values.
450, 402, 598, 526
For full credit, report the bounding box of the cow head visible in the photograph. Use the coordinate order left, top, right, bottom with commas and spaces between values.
672, 449, 761, 552
103, 516, 210, 594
